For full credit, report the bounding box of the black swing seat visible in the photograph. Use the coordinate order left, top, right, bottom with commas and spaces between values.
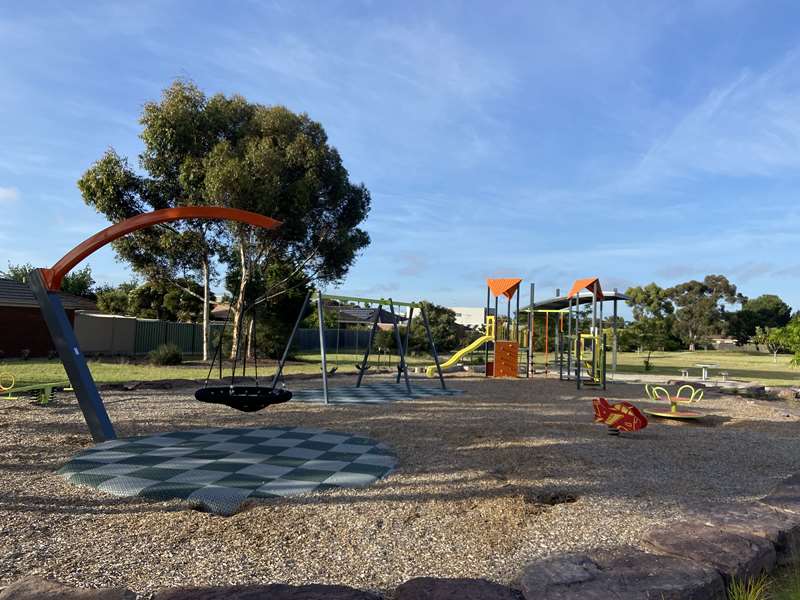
194, 386, 292, 412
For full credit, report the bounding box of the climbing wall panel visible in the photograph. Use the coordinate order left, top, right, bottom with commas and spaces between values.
493, 341, 519, 378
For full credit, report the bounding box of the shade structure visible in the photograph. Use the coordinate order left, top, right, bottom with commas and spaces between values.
567, 277, 604, 300
487, 278, 522, 300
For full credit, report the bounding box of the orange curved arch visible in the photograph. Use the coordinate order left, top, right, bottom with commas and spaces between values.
39, 207, 282, 291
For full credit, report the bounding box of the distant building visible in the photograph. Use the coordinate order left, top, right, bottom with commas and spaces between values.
0, 278, 97, 358
448, 306, 485, 329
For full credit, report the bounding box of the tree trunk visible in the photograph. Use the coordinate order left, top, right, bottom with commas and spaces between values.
229, 239, 249, 360
246, 316, 255, 359
202, 257, 210, 362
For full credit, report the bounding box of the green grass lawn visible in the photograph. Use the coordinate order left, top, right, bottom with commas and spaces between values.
613, 350, 800, 386
3, 349, 797, 388
0, 351, 435, 388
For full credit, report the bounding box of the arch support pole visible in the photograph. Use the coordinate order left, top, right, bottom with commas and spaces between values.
29, 269, 116, 442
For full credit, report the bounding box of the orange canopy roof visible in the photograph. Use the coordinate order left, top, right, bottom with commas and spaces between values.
487, 278, 522, 300
566, 277, 604, 300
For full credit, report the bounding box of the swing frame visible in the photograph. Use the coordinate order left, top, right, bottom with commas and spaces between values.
195, 278, 292, 411
29, 207, 282, 442
273, 292, 446, 403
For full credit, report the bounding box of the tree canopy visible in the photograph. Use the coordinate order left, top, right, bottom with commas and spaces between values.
78, 80, 370, 359
666, 275, 741, 350
3, 262, 96, 298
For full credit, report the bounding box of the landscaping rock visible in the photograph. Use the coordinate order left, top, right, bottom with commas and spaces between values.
152, 583, 380, 600
520, 548, 725, 600
686, 502, 800, 565
0, 577, 135, 600
642, 521, 776, 584
761, 473, 800, 516
395, 577, 521, 599
766, 387, 799, 402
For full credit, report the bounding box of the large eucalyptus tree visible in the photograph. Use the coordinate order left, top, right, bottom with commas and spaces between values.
79, 80, 370, 360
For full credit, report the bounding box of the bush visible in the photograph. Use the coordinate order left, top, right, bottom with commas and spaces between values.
149, 343, 183, 366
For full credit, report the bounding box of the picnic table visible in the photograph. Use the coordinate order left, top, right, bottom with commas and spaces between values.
694, 363, 719, 381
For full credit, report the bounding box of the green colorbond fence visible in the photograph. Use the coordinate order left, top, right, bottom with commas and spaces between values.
133, 319, 225, 355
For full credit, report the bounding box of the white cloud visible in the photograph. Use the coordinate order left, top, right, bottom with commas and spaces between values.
0, 187, 19, 202
622, 48, 800, 189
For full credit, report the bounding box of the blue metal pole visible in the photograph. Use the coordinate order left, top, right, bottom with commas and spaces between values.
29, 269, 116, 442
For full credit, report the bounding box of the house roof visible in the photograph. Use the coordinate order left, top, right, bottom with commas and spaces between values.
0, 278, 97, 311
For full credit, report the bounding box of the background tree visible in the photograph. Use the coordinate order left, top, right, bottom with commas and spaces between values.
78, 80, 370, 361
727, 294, 792, 346
667, 275, 740, 350
95, 280, 209, 321
78, 82, 227, 359
624, 283, 681, 353
406, 302, 465, 353
95, 282, 137, 314
3, 262, 96, 298
618, 317, 669, 370
753, 326, 789, 363
626, 283, 673, 321
203, 103, 371, 356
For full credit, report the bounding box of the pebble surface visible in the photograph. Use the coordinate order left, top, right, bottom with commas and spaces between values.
0, 375, 798, 597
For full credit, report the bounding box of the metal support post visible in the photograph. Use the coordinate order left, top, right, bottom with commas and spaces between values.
527, 283, 534, 377
485, 286, 490, 376
576, 315, 582, 390
389, 299, 412, 394
566, 296, 573, 381
612, 290, 619, 381
397, 306, 414, 383
272, 289, 311, 390
29, 269, 116, 442
317, 293, 329, 404
602, 333, 608, 390
356, 303, 382, 388
421, 303, 446, 389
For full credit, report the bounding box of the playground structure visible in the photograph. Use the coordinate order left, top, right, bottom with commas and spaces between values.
484, 278, 524, 377
592, 397, 648, 434
28, 207, 283, 442
523, 278, 629, 389
426, 316, 495, 377
0, 372, 73, 404
644, 384, 705, 420
278, 291, 446, 403
423, 278, 526, 379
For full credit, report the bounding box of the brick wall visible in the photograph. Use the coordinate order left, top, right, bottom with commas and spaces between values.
0, 306, 75, 358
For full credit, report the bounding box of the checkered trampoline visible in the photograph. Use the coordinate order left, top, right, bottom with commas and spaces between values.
292, 382, 461, 404
58, 427, 397, 515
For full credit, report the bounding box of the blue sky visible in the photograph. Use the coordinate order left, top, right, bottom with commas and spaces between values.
3, 1, 800, 312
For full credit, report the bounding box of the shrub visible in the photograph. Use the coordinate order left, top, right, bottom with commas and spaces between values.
727, 574, 770, 600
149, 343, 183, 366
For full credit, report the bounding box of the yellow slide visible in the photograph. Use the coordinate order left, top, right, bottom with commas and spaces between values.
426, 335, 493, 377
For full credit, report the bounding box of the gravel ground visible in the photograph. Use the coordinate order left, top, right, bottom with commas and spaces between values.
1, 375, 799, 597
